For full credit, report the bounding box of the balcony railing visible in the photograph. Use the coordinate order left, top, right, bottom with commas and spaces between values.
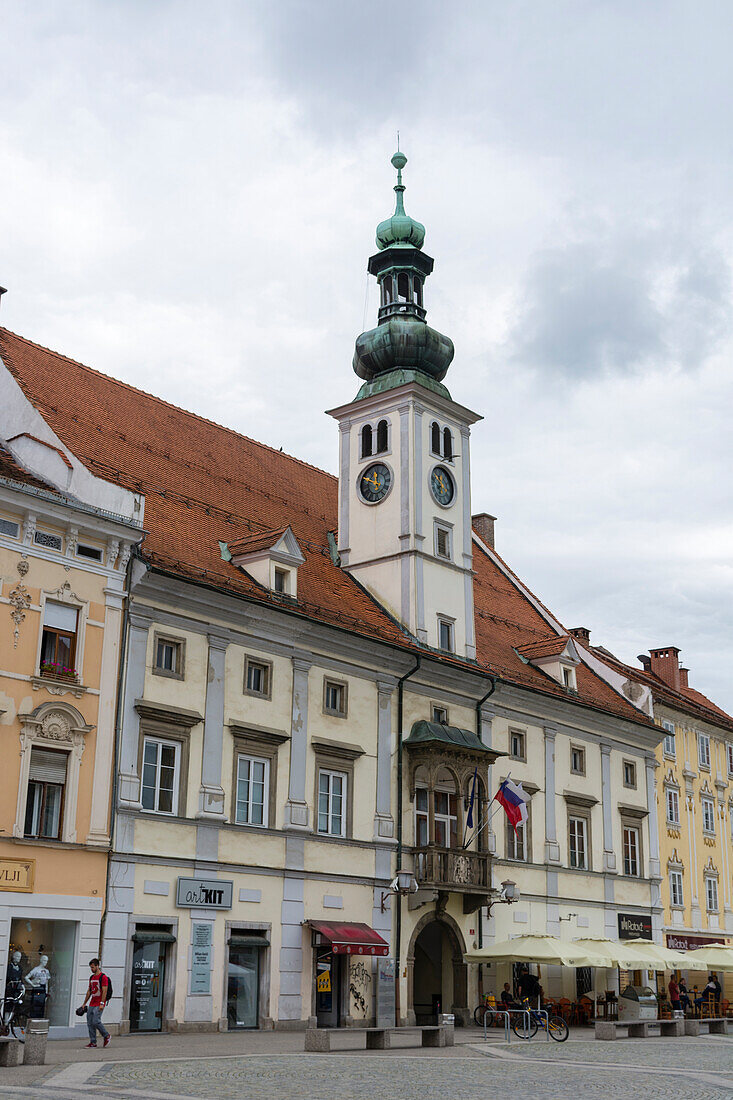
413, 845, 491, 893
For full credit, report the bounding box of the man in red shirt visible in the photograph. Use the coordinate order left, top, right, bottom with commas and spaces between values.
668, 975, 681, 1014
81, 958, 110, 1048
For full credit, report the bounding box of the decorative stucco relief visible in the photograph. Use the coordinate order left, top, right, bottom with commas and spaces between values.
8, 583, 32, 648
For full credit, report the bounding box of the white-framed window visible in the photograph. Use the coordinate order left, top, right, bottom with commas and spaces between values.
0, 516, 20, 538
433, 788, 458, 848
507, 818, 528, 861
666, 787, 680, 826
669, 869, 684, 908
568, 815, 588, 870
415, 786, 429, 846
434, 522, 452, 560
509, 729, 526, 761
235, 754, 269, 827
437, 617, 454, 653
273, 568, 290, 594
430, 421, 454, 462
40, 601, 78, 677
562, 666, 577, 692
141, 737, 180, 814
570, 746, 585, 775
623, 760, 636, 788
318, 769, 346, 836
662, 720, 676, 757
360, 419, 390, 458
623, 826, 640, 877
24, 749, 67, 840
76, 542, 103, 561
727, 744, 733, 777
702, 797, 715, 834
431, 705, 448, 725
698, 733, 711, 769
705, 876, 719, 913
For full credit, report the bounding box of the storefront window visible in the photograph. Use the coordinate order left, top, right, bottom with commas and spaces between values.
130, 939, 166, 1032
9, 917, 76, 1026
227, 944, 260, 1028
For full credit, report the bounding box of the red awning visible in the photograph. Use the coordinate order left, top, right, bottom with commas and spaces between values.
309, 921, 389, 956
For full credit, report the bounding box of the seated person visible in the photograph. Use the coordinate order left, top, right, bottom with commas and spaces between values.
500, 982, 518, 1009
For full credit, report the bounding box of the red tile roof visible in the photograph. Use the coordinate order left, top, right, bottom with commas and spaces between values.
0, 326, 654, 729
516, 636, 572, 660
228, 527, 291, 557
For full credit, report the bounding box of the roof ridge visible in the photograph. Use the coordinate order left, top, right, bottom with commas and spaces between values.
0, 326, 337, 483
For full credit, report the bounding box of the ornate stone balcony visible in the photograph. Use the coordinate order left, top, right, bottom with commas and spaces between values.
412, 845, 491, 913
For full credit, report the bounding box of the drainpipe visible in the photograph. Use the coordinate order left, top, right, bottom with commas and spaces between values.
395, 655, 421, 1026
475, 676, 497, 957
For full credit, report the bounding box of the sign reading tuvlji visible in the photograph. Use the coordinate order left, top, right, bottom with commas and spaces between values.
0, 859, 34, 892
176, 877, 233, 909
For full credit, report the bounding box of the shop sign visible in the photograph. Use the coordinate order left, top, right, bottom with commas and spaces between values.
617, 912, 652, 940
190, 922, 213, 994
176, 877, 233, 910
316, 969, 331, 993
0, 859, 34, 892
376, 957, 396, 1028
666, 933, 726, 951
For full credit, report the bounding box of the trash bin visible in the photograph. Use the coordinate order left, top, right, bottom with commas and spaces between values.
23, 1018, 49, 1066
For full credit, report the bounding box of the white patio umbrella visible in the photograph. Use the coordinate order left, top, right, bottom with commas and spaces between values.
621, 938, 690, 970
572, 937, 671, 970
464, 933, 604, 967
682, 945, 733, 972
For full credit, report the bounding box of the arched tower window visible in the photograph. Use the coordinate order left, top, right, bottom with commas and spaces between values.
414, 277, 423, 307
376, 419, 389, 454
361, 424, 373, 458
381, 275, 393, 306
443, 428, 453, 462
397, 272, 410, 302
431, 421, 441, 455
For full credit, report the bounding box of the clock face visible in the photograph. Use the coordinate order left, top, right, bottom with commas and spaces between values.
359, 462, 392, 504
431, 466, 455, 506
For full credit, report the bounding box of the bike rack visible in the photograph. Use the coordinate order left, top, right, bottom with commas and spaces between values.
483, 1006, 551, 1043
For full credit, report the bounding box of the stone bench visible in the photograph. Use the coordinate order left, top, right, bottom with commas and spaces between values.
595, 1020, 684, 1040
305, 1025, 452, 1052
685, 1018, 729, 1036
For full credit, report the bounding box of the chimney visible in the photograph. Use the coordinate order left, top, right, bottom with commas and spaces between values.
637, 654, 651, 672
648, 647, 681, 691
570, 626, 590, 646
472, 512, 496, 549
679, 667, 689, 689
0, 287, 6, 309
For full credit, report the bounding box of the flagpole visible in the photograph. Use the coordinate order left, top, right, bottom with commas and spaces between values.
462, 772, 512, 849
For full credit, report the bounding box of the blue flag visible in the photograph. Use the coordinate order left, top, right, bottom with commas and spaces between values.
466, 767, 478, 829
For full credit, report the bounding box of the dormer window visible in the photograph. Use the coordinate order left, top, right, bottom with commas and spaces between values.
228, 526, 305, 599
516, 634, 581, 690
562, 667, 577, 692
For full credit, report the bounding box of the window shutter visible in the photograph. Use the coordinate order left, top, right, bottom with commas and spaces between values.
43, 602, 78, 631
29, 749, 68, 784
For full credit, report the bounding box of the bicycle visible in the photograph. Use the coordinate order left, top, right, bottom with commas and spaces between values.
511, 999, 569, 1042
0, 985, 28, 1042
473, 996, 496, 1027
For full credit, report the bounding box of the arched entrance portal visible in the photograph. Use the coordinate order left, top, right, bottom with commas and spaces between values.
407, 912, 468, 1026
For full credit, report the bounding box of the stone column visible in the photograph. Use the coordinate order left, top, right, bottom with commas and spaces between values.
374, 679, 395, 840
284, 658, 311, 829
117, 607, 152, 809
87, 584, 125, 844
600, 743, 617, 873
196, 632, 228, 820
543, 724, 560, 863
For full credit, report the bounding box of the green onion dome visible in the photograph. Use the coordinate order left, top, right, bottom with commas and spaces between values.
375, 152, 426, 251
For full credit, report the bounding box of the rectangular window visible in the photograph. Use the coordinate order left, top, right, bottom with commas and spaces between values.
669, 869, 684, 908
702, 797, 715, 834
433, 789, 458, 848
153, 634, 184, 679
563, 667, 576, 691
623, 760, 636, 789
0, 517, 20, 538
568, 815, 588, 869
507, 818, 527, 861
509, 730, 526, 761
273, 568, 288, 594
244, 657, 271, 698
662, 720, 676, 757
570, 746, 585, 776
34, 529, 62, 551
40, 601, 78, 675
24, 749, 67, 839
623, 826, 640, 877
415, 786, 429, 846
438, 618, 454, 653
323, 679, 347, 717
235, 755, 269, 827
705, 876, 719, 913
141, 738, 180, 814
698, 733, 711, 769
727, 744, 733, 777
666, 787, 680, 825
431, 705, 448, 725
435, 525, 451, 560
76, 543, 103, 561
318, 769, 346, 836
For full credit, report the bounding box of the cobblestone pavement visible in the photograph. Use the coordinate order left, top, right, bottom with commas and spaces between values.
0, 1041, 729, 1100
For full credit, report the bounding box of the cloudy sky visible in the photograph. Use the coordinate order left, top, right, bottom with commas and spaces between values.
2, 1, 732, 708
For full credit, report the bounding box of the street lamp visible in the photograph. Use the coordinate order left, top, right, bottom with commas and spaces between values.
380, 869, 418, 912
485, 879, 520, 916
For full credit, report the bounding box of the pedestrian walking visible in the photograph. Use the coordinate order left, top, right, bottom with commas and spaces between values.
80, 958, 110, 1048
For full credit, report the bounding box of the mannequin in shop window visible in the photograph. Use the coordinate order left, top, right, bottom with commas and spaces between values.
5, 951, 23, 996
25, 954, 51, 1018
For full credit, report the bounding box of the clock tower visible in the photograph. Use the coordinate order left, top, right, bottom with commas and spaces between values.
328, 152, 481, 659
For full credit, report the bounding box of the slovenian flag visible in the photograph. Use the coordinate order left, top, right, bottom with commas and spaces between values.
494, 778, 529, 832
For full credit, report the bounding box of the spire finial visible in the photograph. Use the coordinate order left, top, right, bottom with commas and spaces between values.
375, 147, 425, 251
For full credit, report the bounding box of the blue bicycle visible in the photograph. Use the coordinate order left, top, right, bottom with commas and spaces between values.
511, 999, 569, 1042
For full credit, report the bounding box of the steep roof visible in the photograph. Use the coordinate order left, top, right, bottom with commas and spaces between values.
590, 646, 733, 735
515, 636, 572, 661
0, 325, 653, 729
0, 442, 58, 493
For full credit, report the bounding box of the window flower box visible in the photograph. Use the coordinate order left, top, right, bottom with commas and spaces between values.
39, 662, 79, 683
